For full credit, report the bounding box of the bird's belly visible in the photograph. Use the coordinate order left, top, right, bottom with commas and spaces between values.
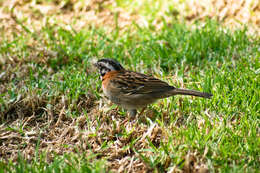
111, 95, 155, 110
102, 84, 109, 97
102, 84, 122, 105
102, 82, 156, 110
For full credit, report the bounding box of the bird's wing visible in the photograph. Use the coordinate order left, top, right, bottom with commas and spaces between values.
110, 71, 174, 95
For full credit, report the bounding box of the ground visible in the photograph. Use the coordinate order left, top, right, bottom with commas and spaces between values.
0, 0, 259, 172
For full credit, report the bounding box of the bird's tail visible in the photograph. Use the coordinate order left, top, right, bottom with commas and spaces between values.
170, 88, 212, 99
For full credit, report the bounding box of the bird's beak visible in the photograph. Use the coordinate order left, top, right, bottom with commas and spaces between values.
94, 62, 98, 68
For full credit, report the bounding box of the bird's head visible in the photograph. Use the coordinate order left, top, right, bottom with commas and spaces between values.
95, 58, 124, 77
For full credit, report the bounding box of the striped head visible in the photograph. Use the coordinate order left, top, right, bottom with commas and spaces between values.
95, 58, 124, 77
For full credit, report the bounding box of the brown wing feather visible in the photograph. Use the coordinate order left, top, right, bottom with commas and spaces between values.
110, 71, 174, 95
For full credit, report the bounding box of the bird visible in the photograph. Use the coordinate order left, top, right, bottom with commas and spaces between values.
95, 58, 212, 118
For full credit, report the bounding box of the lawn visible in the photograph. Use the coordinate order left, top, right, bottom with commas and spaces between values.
0, 0, 259, 172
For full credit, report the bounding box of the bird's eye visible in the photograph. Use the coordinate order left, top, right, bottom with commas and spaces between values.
100, 68, 106, 76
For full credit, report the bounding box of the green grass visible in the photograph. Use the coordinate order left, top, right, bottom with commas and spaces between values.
0, 152, 107, 173
0, 14, 259, 173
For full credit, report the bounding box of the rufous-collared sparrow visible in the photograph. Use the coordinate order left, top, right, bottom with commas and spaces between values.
95, 58, 212, 117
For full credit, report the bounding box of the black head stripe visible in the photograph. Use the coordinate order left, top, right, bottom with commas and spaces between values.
97, 58, 124, 71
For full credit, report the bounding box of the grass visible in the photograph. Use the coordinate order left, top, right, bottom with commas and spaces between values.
0, 152, 107, 173
0, 2, 259, 172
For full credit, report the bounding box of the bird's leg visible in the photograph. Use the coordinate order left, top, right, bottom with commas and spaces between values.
129, 109, 137, 119
121, 109, 137, 125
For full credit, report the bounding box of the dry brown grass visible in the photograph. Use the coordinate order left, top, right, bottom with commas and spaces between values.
0, 107, 163, 172
1, 105, 210, 172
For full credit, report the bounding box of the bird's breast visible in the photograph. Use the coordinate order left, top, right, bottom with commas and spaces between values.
101, 71, 119, 97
